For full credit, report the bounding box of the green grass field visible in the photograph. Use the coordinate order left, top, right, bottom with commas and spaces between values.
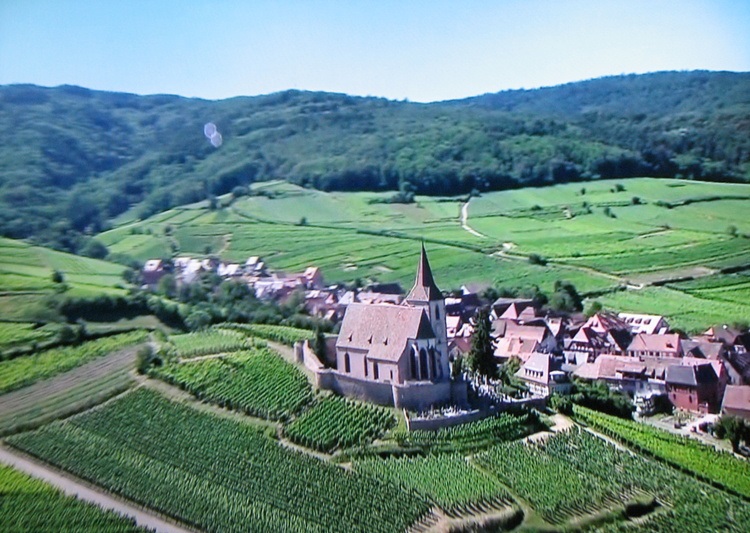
94, 178, 750, 330
0, 237, 129, 321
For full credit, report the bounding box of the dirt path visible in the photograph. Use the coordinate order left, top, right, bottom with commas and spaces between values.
460, 200, 486, 238
524, 413, 574, 443
0, 445, 195, 533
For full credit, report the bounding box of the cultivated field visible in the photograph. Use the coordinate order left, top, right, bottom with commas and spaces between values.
0, 237, 128, 321
97, 178, 750, 330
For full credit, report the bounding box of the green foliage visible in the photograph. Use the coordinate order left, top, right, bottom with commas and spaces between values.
467, 308, 497, 379
711, 415, 750, 453
222, 322, 315, 346
3, 72, 749, 250
168, 327, 253, 357
549, 393, 573, 415
0, 330, 147, 394
80, 238, 109, 259
152, 348, 313, 421
474, 428, 750, 529
355, 454, 514, 514
7, 389, 429, 533
0, 464, 145, 532
528, 253, 547, 265
312, 327, 327, 359
284, 396, 395, 452
392, 413, 534, 454
570, 378, 634, 418
574, 405, 750, 499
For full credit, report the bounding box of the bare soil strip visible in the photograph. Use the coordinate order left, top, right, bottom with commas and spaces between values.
0, 445, 195, 533
0, 345, 143, 432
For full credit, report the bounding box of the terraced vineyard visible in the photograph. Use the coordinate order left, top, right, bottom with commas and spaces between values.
391, 413, 535, 454
574, 405, 750, 499
7, 389, 430, 533
0, 330, 148, 394
96, 178, 750, 330
0, 464, 145, 532
169, 327, 254, 358
356, 453, 514, 516
474, 429, 750, 530
152, 347, 314, 421
284, 396, 395, 453
222, 323, 314, 346
0, 321, 59, 353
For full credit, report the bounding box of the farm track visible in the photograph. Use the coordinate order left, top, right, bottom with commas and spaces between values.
0, 445, 196, 533
460, 200, 486, 239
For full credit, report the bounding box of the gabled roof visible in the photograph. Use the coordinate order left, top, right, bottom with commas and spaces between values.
583, 312, 630, 334
405, 244, 442, 303
722, 385, 750, 413
628, 333, 682, 355
681, 339, 724, 359
336, 303, 434, 361
666, 363, 718, 387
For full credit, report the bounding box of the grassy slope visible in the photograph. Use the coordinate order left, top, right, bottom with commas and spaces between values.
98, 178, 750, 331
0, 237, 127, 320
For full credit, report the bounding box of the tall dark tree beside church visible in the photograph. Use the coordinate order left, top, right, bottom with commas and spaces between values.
468, 308, 497, 380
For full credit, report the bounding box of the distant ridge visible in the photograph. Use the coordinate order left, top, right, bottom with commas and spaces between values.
0, 70, 748, 253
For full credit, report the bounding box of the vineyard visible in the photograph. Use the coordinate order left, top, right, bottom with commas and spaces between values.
222, 323, 314, 346
573, 405, 750, 499
473, 429, 750, 530
391, 413, 536, 454
0, 330, 148, 394
356, 453, 514, 515
151, 347, 314, 421
284, 396, 396, 453
168, 327, 254, 358
0, 464, 145, 532
7, 389, 430, 533
0, 321, 59, 353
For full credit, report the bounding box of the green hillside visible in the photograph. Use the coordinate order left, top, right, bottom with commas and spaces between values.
97, 177, 750, 331
1, 71, 748, 253
0, 237, 126, 320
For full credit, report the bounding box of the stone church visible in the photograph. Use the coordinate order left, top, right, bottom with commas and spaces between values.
304, 245, 463, 410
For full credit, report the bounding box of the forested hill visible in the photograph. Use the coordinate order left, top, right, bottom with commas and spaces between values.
1, 70, 748, 253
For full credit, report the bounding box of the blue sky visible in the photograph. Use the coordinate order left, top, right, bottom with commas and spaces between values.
1, 0, 748, 102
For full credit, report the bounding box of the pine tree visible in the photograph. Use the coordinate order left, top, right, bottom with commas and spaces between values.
313, 327, 327, 360
468, 308, 497, 380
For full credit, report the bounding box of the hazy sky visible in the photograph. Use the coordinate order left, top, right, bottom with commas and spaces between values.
1, 0, 748, 102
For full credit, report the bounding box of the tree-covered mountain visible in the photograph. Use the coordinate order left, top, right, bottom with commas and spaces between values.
1, 70, 748, 253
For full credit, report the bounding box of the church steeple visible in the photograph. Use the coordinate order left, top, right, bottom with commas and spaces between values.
406, 244, 442, 303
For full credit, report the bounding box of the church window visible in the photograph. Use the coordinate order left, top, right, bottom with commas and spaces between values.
411, 348, 419, 380
344, 352, 351, 373
420, 348, 429, 380
429, 348, 437, 380
364, 360, 368, 377
373, 363, 379, 380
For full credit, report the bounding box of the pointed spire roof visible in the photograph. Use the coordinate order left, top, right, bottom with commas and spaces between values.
406, 244, 442, 303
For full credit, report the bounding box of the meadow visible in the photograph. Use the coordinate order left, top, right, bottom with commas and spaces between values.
96, 178, 750, 331
0, 237, 128, 321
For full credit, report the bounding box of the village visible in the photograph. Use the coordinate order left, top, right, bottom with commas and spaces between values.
141, 247, 750, 443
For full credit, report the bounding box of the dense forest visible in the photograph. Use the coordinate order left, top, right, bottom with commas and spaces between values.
1, 70, 748, 253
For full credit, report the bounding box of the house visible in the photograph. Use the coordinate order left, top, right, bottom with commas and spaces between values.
627, 333, 682, 358
665, 363, 720, 414
701, 325, 750, 354
306, 245, 462, 411
494, 321, 557, 363
142, 259, 166, 286
515, 353, 571, 397
564, 327, 631, 364
303, 267, 325, 289
490, 298, 536, 320
721, 385, 750, 420
618, 313, 670, 335
574, 354, 671, 398
681, 338, 725, 360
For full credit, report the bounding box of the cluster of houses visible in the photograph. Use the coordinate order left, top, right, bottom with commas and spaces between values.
446, 292, 750, 418
143, 249, 750, 420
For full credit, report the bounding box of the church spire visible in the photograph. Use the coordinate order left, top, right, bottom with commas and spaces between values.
406, 243, 442, 303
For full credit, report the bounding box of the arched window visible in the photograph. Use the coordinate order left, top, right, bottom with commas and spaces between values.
434, 305, 439, 319
420, 348, 429, 380
364, 359, 368, 377
373, 363, 379, 380
429, 347, 437, 380
410, 347, 419, 380
344, 352, 351, 373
